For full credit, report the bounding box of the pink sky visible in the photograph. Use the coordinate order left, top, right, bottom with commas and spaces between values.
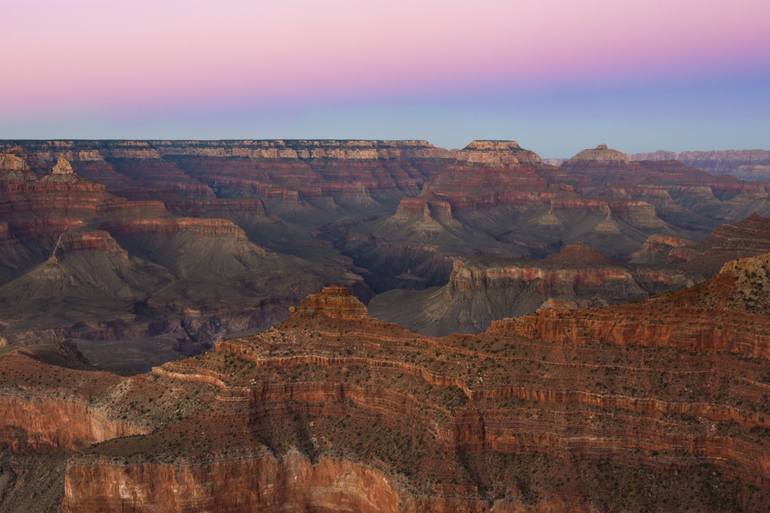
4, 0, 770, 114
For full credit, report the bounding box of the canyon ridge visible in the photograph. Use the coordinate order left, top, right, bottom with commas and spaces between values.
0, 139, 768, 512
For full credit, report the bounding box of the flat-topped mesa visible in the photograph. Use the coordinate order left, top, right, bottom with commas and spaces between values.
42, 155, 80, 183
391, 192, 457, 226
718, 252, 770, 313
291, 286, 368, 321
566, 143, 630, 164
454, 139, 543, 166
104, 217, 249, 240
53, 230, 127, 257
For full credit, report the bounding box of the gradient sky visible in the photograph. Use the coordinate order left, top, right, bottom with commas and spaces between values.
2, 0, 769, 156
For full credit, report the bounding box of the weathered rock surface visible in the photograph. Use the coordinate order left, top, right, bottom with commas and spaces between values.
493, 251, 770, 359
370, 243, 692, 335
0, 282, 768, 512
566, 144, 630, 164
0, 139, 768, 367
453, 139, 543, 166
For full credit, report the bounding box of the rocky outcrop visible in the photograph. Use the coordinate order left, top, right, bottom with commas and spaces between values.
0, 353, 147, 454
0, 394, 144, 452
493, 252, 770, 359
103, 216, 249, 240
0, 152, 29, 173
631, 234, 695, 264
2, 280, 768, 512
61, 451, 404, 513
541, 241, 610, 266
290, 286, 368, 321
51, 155, 76, 176
566, 144, 630, 164
0, 151, 35, 182
386, 191, 461, 235
609, 200, 667, 228
679, 213, 770, 274
698, 213, 770, 260
453, 140, 542, 166
369, 244, 691, 335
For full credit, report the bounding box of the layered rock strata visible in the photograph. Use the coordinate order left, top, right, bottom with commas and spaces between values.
0, 283, 767, 512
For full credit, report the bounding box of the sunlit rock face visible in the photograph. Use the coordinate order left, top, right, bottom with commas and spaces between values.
1, 274, 769, 512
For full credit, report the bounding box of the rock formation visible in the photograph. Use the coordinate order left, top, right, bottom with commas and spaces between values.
565, 144, 630, 164
631, 234, 695, 264
668, 213, 770, 275
369, 243, 692, 335
1, 281, 768, 512
290, 285, 369, 320
493, 250, 770, 359
453, 139, 543, 166
0, 151, 29, 172
0, 139, 768, 369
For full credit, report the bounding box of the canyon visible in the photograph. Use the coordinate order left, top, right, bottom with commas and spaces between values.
1, 140, 770, 363
1, 139, 769, 511
1, 276, 768, 512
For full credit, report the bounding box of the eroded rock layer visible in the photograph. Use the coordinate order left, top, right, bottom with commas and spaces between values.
1, 280, 768, 512
1, 140, 769, 370
369, 243, 693, 335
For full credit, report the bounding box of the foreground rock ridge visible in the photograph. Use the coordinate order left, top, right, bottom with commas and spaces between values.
1, 271, 769, 512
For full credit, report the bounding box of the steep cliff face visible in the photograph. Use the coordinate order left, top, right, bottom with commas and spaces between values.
0, 353, 147, 453
1, 284, 768, 512
369, 243, 692, 335
690, 213, 770, 269
61, 452, 404, 513
494, 251, 770, 359
0, 158, 109, 243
